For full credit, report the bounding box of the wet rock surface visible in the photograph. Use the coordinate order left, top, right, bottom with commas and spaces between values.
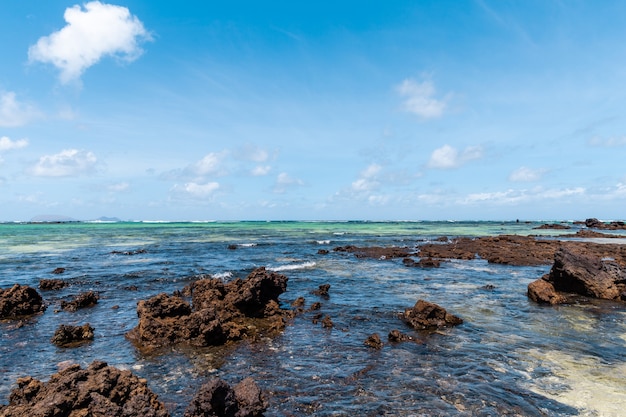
580, 218, 626, 230
0, 361, 170, 417
39, 278, 68, 290
333, 245, 412, 259
184, 377, 267, 417
60, 291, 99, 311
400, 299, 463, 330
528, 247, 626, 304
0, 284, 46, 320
364, 333, 383, 349
127, 267, 291, 350
51, 323, 95, 347
402, 257, 441, 268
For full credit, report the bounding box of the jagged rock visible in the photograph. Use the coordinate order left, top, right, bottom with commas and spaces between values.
400, 300, 463, 330
333, 245, 412, 259
0, 361, 169, 417
321, 315, 333, 328
533, 223, 571, 230
39, 279, 67, 290
528, 247, 626, 304
387, 329, 415, 343
60, 291, 99, 311
312, 284, 330, 297
0, 284, 46, 319
184, 377, 267, 417
364, 333, 383, 349
127, 267, 290, 350
51, 323, 94, 347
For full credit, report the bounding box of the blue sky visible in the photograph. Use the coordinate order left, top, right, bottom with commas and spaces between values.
1, 1, 626, 221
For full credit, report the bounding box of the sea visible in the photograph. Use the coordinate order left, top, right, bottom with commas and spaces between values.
1, 220, 625, 416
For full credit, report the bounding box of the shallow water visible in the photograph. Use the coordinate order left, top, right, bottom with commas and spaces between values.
1, 221, 625, 416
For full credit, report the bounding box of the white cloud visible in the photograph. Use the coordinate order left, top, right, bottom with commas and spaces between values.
192, 152, 226, 176
351, 163, 382, 192
508, 166, 547, 182
172, 181, 220, 198
234, 144, 270, 162
588, 136, 626, 147
0, 92, 38, 127
28, 1, 151, 83
30, 149, 97, 177
397, 78, 447, 119
107, 182, 129, 192
251, 165, 272, 176
427, 144, 483, 169
0, 136, 29, 151
273, 172, 304, 193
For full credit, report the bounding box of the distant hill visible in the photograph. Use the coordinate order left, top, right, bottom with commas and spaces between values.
93, 216, 122, 222
30, 214, 78, 223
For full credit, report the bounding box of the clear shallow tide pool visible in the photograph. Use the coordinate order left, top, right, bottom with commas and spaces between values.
1, 221, 625, 416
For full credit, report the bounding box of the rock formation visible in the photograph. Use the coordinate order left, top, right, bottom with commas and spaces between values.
0, 284, 46, 319
400, 299, 463, 330
184, 377, 267, 417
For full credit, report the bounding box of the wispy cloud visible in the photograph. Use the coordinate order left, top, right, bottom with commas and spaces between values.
171, 181, 220, 198
0, 92, 38, 127
397, 77, 448, 119
427, 144, 483, 169
29, 149, 98, 177
273, 172, 304, 193
351, 163, 382, 192
587, 136, 626, 147
508, 166, 547, 182
28, 1, 151, 83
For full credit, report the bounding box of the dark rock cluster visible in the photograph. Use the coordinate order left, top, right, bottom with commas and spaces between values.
60, 291, 99, 312
0, 284, 46, 319
126, 267, 290, 350
184, 377, 267, 417
400, 299, 463, 330
51, 323, 95, 347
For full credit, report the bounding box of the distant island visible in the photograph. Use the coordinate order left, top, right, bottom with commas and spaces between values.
29, 215, 122, 223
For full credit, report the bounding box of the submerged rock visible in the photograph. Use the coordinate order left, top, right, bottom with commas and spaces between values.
0, 284, 46, 319
333, 245, 412, 259
184, 377, 267, 417
402, 257, 441, 268
528, 246, 626, 304
0, 361, 169, 417
127, 267, 290, 350
400, 299, 463, 330
60, 291, 99, 311
312, 284, 330, 297
51, 323, 95, 347
364, 333, 383, 349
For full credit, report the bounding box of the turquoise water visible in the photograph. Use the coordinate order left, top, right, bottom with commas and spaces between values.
1, 221, 625, 416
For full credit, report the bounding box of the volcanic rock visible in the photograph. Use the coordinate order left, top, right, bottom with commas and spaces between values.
127, 267, 290, 350
533, 223, 571, 230
387, 329, 415, 343
51, 323, 95, 347
400, 299, 463, 330
0, 284, 46, 319
312, 284, 330, 297
60, 291, 99, 311
0, 361, 169, 417
39, 279, 67, 290
364, 333, 383, 349
333, 245, 412, 259
402, 257, 441, 268
528, 246, 626, 304
184, 377, 267, 417
51, 267, 66, 274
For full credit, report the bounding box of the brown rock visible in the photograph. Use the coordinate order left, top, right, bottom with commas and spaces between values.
127, 267, 290, 350
527, 277, 566, 304
60, 291, 99, 312
321, 315, 333, 328
184, 377, 267, 417
39, 279, 67, 290
51, 323, 94, 347
0, 284, 46, 319
51, 267, 66, 274
387, 329, 415, 343
333, 245, 412, 259
312, 284, 330, 297
364, 333, 383, 349
0, 361, 169, 417
400, 300, 463, 330
402, 257, 441, 268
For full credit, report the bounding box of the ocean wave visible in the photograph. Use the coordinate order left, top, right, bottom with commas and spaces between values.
268, 261, 316, 272
212, 271, 233, 280
237, 243, 258, 247
316, 240, 331, 245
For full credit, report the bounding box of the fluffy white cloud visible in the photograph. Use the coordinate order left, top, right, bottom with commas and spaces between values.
30, 149, 97, 177
0, 92, 37, 127
251, 165, 272, 176
28, 1, 151, 83
427, 145, 483, 169
351, 163, 382, 192
397, 78, 447, 119
192, 152, 226, 176
0, 136, 29, 151
508, 166, 547, 182
172, 181, 220, 198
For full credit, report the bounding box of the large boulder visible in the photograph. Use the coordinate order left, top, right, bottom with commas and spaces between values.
400, 299, 463, 330
528, 246, 626, 304
0, 361, 169, 417
184, 377, 267, 417
127, 267, 290, 350
0, 284, 46, 319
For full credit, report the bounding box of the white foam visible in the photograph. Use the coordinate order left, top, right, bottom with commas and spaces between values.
268, 261, 316, 272
316, 240, 331, 244
212, 271, 233, 280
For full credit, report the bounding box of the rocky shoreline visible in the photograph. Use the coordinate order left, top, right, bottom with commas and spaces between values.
1, 218, 626, 415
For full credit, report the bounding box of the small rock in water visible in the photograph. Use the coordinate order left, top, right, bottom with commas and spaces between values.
364, 333, 383, 349
51, 323, 94, 347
